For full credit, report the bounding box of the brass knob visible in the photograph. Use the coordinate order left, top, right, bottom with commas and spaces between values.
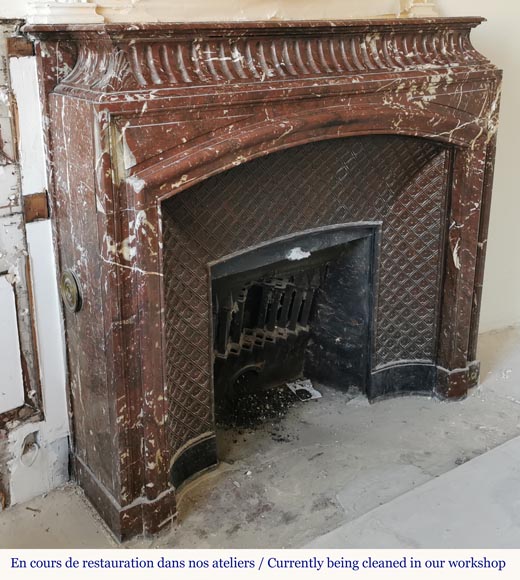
60, 270, 83, 313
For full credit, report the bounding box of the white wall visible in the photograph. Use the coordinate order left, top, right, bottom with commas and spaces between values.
0, 0, 436, 23
0, 0, 29, 19
9, 215, 69, 504
0, 23, 28, 417
437, 0, 520, 331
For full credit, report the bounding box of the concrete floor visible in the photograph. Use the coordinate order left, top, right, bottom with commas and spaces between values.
307, 435, 520, 548
0, 325, 519, 549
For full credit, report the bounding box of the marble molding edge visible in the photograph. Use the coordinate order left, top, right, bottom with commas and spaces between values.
23, 18, 493, 95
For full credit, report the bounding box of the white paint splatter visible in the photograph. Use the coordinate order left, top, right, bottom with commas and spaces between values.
127, 175, 145, 193
452, 239, 461, 270
287, 247, 311, 261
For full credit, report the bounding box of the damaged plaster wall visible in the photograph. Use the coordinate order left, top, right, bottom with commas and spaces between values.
0, 22, 69, 509
0, 25, 38, 418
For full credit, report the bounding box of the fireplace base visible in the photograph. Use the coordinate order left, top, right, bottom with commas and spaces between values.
75, 457, 177, 540
371, 360, 480, 400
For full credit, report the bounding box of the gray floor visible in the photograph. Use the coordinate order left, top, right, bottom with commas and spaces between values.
0, 325, 519, 549
307, 435, 520, 548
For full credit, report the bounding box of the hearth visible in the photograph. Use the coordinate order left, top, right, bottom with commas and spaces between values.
26, 18, 501, 540
210, 225, 377, 413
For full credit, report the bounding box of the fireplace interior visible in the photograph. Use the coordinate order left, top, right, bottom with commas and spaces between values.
211, 225, 377, 424
162, 134, 449, 486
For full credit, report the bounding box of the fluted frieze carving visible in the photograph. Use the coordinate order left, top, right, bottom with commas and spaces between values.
25, 19, 492, 94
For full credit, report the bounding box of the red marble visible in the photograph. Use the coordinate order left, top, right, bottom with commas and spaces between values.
24, 18, 501, 540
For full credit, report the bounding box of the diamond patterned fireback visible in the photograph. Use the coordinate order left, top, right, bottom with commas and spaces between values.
162, 136, 449, 452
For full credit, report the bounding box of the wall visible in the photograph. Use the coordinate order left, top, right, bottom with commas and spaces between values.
0, 2, 30, 19
91, 0, 435, 22
0, 1, 437, 23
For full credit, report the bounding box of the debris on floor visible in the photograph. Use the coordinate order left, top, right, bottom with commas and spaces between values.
286, 379, 322, 401
1, 327, 518, 549
216, 384, 300, 429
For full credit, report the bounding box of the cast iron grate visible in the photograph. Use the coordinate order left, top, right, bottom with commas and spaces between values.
213, 271, 320, 359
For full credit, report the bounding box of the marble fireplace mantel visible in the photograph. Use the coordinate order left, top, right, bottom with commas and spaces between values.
25, 18, 501, 540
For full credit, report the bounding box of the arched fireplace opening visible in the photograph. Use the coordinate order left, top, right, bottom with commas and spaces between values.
161, 135, 450, 489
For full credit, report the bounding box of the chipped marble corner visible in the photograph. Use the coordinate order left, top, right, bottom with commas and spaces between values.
436, 361, 481, 399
